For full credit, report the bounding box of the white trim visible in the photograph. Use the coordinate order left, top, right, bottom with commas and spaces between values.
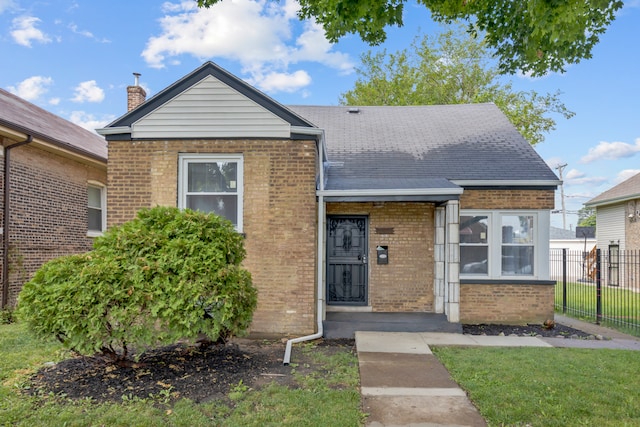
452, 179, 561, 187
318, 188, 463, 197
96, 126, 131, 136
177, 153, 244, 232
87, 181, 106, 237
290, 126, 323, 135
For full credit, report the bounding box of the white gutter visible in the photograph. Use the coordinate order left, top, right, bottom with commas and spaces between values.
96, 126, 132, 136
318, 188, 463, 197
283, 126, 326, 365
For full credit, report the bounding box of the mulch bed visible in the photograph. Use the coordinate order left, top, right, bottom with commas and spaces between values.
28, 338, 354, 404
463, 323, 597, 338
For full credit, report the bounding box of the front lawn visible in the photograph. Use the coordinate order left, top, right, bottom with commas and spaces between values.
0, 322, 364, 426
433, 346, 640, 427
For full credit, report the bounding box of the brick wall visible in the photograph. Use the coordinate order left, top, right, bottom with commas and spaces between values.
326, 202, 435, 312
0, 143, 106, 306
460, 189, 555, 210
627, 198, 640, 251
460, 283, 555, 324
108, 139, 318, 336
459, 188, 556, 324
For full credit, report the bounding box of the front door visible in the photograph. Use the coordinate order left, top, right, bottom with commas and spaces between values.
327, 216, 368, 306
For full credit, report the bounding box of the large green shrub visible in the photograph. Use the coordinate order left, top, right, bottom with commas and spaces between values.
17, 207, 257, 362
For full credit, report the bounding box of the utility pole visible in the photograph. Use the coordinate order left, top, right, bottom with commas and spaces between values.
555, 163, 568, 229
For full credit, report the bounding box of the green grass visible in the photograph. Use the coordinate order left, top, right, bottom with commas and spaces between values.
0, 322, 364, 426
554, 281, 640, 336
433, 346, 640, 427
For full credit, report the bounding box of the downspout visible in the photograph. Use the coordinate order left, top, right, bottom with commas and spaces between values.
2, 135, 33, 309
283, 127, 326, 365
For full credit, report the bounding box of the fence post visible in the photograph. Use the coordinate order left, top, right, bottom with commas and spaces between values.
596, 248, 602, 324
562, 248, 567, 313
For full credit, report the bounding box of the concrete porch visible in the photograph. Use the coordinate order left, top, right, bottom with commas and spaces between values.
323, 312, 462, 339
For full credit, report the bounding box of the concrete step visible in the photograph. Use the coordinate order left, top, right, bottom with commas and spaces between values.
323, 312, 461, 339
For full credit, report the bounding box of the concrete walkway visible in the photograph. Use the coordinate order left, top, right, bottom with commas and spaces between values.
356, 319, 640, 427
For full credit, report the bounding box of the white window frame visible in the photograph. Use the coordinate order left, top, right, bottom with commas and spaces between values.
460, 210, 550, 280
178, 153, 244, 232
87, 181, 106, 237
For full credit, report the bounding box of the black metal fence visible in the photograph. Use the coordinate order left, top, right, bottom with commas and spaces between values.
550, 248, 640, 335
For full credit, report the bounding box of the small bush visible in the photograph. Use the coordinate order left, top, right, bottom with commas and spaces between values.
0, 308, 14, 324
17, 207, 257, 362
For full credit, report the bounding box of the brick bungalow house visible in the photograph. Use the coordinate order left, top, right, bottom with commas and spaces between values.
98, 62, 559, 340
0, 88, 108, 309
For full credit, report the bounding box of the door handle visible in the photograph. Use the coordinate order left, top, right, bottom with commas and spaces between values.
362, 255, 367, 264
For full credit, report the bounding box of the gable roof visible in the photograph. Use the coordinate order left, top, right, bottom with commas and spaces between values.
0, 88, 107, 162
100, 61, 314, 140
288, 104, 559, 191
586, 172, 640, 207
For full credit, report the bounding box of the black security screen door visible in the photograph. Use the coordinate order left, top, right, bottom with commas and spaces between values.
327, 216, 368, 305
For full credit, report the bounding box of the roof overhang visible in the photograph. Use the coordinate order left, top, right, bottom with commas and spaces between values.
0, 124, 107, 170
318, 187, 463, 202
585, 194, 640, 208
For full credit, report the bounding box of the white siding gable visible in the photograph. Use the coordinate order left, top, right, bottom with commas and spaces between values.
131, 75, 291, 139
595, 204, 625, 250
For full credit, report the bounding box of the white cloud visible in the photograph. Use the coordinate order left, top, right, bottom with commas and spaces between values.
7, 76, 53, 100
142, 0, 353, 93
72, 80, 105, 103
615, 169, 640, 184
247, 70, 311, 93
69, 111, 115, 134
0, 0, 17, 14
563, 168, 608, 186
10, 16, 52, 47
580, 138, 640, 163
68, 23, 110, 43
49, 97, 60, 105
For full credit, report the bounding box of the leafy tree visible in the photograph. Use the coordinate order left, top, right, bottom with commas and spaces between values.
340, 27, 574, 145
196, 0, 623, 77
578, 206, 596, 227
17, 206, 257, 364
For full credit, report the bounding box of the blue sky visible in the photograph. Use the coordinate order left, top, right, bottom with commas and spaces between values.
2, 0, 639, 230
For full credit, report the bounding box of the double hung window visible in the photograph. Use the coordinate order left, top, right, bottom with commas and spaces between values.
87, 182, 106, 236
178, 154, 244, 231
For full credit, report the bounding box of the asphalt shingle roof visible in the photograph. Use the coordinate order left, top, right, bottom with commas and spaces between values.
288, 104, 558, 191
586, 172, 640, 207
0, 88, 107, 161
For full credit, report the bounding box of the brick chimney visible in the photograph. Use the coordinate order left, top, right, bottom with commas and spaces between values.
127, 72, 146, 112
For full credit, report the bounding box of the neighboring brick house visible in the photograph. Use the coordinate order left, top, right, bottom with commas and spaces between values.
0, 89, 107, 309
98, 62, 559, 337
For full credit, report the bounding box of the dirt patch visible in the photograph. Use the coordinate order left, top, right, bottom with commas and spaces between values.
28, 338, 355, 404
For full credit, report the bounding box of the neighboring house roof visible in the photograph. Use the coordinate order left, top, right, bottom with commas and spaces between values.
0, 88, 107, 162
288, 105, 559, 192
585, 172, 640, 207
550, 226, 577, 239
